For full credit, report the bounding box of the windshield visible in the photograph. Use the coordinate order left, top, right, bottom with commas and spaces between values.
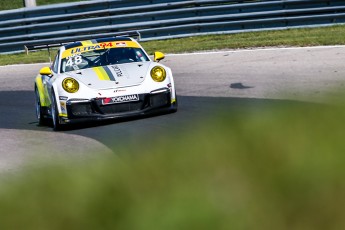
60, 47, 149, 73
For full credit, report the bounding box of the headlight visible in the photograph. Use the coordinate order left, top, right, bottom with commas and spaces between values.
62, 77, 79, 93
150, 66, 166, 82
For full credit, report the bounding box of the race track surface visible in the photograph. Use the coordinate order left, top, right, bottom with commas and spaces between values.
1, 46, 345, 173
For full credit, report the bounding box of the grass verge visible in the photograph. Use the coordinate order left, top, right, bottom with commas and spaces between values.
0, 0, 88, 10
142, 24, 345, 53
0, 100, 345, 229
1, 25, 345, 66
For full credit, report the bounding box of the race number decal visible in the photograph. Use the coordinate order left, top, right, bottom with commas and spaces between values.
66, 55, 82, 67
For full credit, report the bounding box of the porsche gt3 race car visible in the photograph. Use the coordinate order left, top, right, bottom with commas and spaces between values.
30, 32, 177, 130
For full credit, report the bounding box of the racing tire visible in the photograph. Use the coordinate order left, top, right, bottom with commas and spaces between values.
50, 89, 63, 131
171, 93, 178, 113
35, 86, 48, 126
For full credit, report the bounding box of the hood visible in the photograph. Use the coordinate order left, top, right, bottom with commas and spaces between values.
64, 62, 151, 90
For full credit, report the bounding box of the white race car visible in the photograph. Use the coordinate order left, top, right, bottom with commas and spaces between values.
30, 32, 177, 130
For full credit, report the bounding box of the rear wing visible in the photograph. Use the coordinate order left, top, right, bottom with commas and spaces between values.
24, 31, 141, 53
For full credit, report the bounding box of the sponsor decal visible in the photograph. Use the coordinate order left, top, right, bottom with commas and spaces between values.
62, 41, 140, 59
71, 45, 101, 54
116, 42, 126, 47
71, 42, 113, 54
102, 94, 139, 105
59, 96, 68, 100
100, 42, 113, 49
60, 101, 67, 112
114, 89, 126, 93
111, 65, 124, 78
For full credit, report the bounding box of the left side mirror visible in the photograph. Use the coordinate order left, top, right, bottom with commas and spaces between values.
39, 67, 53, 76
154, 51, 165, 62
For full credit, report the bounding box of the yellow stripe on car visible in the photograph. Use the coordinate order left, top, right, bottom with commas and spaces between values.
81, 40, 93, 46
93, 67, 110, 81
35, 75, 48, 106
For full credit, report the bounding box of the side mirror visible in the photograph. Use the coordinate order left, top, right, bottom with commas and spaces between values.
39, 67, 53, 76
154, 51, 165, 62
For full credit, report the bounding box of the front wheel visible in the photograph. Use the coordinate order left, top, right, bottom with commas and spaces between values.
35, 86, 48, 126
170, 97, 178, 113
171, 92, 178, 112
50, 89, 63, 131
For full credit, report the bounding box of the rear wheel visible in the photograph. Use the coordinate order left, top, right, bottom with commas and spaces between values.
51, 89, 63, 131
35, 86, 48, 126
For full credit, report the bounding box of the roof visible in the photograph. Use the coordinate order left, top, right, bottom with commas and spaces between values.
64, 37, 132, 50
24, 31, 140, 53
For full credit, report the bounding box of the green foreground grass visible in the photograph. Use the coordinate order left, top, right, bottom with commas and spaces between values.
1, 25, 345, 66
1, 100, 345, 229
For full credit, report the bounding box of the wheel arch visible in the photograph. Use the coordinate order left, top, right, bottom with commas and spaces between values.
35, 75, 48, 107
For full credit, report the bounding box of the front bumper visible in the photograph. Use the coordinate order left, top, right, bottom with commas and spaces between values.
60, 89, 176, 124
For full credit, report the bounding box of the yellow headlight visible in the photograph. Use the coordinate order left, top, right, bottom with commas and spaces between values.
62, 78, 79, 93
150, 66, 166, 82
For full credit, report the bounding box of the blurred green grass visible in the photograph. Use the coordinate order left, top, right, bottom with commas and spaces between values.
0, 101, 345, 229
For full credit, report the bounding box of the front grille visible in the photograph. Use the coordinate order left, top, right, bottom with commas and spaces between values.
150, 92, 169, 108
67, 91, 171, 118
70, 103, 93, 116
99, 101, 144, 114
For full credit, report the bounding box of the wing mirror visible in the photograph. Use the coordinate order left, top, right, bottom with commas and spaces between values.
154, 51, 165, 62
39, 67, 53, 76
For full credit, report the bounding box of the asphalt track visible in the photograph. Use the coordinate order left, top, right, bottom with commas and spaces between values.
1, 46, 345, 173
